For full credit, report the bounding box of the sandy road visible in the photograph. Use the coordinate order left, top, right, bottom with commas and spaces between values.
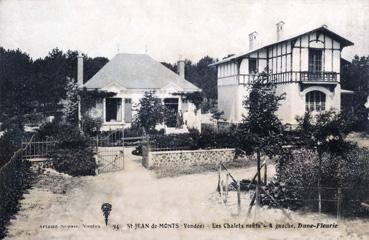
5, 147, 369, 240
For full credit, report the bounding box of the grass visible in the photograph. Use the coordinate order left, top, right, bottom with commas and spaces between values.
154, 158, 256, 178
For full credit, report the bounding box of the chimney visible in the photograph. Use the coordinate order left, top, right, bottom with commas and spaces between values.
249, 31, 258, 50
177, 60, 185, 78
77, 54, 84, 88
276, 21, 285, 41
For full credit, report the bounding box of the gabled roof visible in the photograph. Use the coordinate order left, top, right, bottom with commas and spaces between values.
84, 53, 200, 92
210, 25, 354, 66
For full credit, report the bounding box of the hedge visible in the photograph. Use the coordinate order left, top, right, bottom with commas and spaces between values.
0, 150, 33, 239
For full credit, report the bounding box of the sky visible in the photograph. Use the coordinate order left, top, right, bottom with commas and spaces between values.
0, 0, 368, 63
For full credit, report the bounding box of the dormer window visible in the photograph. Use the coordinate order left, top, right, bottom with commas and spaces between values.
309, 49, 322, 73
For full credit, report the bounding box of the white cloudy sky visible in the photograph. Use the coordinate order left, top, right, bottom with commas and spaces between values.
0, 0, 368, 62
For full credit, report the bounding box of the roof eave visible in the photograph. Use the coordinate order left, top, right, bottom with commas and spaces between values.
209, 26, 354, 67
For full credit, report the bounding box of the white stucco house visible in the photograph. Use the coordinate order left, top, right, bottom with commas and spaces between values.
210, 22, 354, 125
79, 53, 202, 132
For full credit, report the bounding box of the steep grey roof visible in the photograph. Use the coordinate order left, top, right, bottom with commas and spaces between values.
84, 53, 200, 92
210, 25, 354, 66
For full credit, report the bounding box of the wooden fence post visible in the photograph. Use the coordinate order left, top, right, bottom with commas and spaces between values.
220, 180, 224, 197
217, 163, 221, 194
237, 181, 241, 215
225, 173, 229, 204
337, 188, 342, 220
318, 150, 322, 215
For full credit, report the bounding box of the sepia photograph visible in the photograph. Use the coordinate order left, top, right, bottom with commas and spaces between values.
0, 0, 369, 239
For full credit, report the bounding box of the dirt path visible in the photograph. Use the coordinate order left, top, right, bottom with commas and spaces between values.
5, 148, 369, 239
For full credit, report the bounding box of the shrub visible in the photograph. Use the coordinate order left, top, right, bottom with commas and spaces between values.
52, 147, 96, 176
81, 115, 102, 137
149, 133, 195, 150
35, 120, 60, 140
133, 126, 242, 156
276, 147, 369, 217
0, 154, 33, 239
37, 121, 97, 176
0, 120, 24, 168
194, 125, 240, 150
51, 124, 96, 176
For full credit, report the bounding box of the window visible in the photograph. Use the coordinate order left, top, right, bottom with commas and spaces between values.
305, 91, 326, 112
164, 98, 179, 128
249, 58, 257, 74
309, 49, 322, 72
105, 98, 122, 122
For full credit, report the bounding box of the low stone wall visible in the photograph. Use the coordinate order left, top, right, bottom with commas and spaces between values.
142, 147, 236, 169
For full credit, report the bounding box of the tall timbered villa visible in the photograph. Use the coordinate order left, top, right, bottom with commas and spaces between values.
210, 22, 354, 124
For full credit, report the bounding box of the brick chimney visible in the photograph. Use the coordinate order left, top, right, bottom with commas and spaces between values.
77, 54, 84, 87
177, 60, 185, 78
249, 31, 258, 50
276, 21, 285, 41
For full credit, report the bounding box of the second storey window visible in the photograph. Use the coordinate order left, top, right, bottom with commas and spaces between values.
309, 49, 322, 72
306, 90, 326, 112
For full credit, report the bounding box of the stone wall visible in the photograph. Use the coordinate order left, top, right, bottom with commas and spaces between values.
142, 147, 236, 169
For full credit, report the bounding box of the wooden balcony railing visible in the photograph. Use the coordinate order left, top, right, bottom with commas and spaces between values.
300, 71, 337, 82
237, 74, 258, 85
219, 71, 338, 86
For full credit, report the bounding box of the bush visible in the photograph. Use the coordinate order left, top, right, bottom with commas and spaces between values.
275, 147, 369, 217
149, 133, 196, 150
52, 147, 96, 176
35, 121, 60, 140
191, 126, 241, 150
51, 125, 96, 176
81, 115, 102, 137
0, 155, 33, 239
0, 121, 24, 168
37, 121, 97, 176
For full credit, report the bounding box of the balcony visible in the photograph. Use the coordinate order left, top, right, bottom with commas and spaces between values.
218, 71, 338, 86
300, 71, 337, 83
238, 74, 258, 85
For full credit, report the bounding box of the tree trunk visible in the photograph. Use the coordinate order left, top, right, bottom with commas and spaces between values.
256, 149, 261, 208
318, 150, 322, 215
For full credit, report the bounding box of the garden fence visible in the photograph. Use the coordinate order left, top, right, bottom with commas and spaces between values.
217, 162, 368, 219
21, 137, 57, 161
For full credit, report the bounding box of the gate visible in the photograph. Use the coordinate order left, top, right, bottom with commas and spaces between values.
96, 130, 125, 174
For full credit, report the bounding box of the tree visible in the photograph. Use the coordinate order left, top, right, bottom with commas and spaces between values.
341, 55, 369, 130
236, 71, 286, 207
135, 91, 165, 132
161, 56, 218, 100
0, 47, 34, 121
62, 77, 79, 125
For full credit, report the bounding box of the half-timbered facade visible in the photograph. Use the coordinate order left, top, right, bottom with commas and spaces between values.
211, 23, 353, 124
